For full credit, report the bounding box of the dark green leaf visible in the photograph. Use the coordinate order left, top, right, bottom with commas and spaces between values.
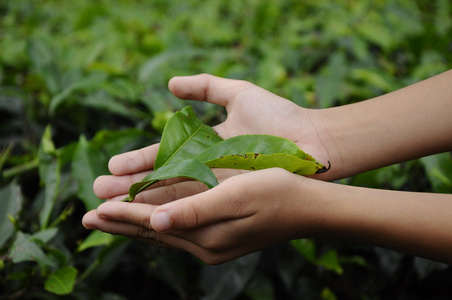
49, 72, 107, 115
72, 135, 106, 211
31, 228, 58, 244
420, 153, 452, 193
9, 231, 56, 268
0, 179, 23, 248
44, 266, 78, 295
38, 126, 61, 229
154, 106, 223, 170
201, 252, 261, 300
291, 239, 316, 263
126, 159, 218, 202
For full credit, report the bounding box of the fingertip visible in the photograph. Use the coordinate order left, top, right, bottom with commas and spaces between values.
81, 210, 98, 230
151, 211, 172, 232
107, 154, 121, 175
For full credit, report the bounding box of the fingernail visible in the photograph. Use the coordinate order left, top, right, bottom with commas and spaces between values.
83, 223, 97, 230
153, 212, 172, 232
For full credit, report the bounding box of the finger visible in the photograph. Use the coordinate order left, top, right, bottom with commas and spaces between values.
150, 175, 253, 232
168, 74, 252, 108
83, 209, 217, 260
93, 201, 156, 228
82, 210, 188, 249
93, 171, 149, 199
108, 144, 159, 176
99, 167, 246, 202
131, 169, 246, 204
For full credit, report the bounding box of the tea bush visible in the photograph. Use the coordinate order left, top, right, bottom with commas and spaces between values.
1, 1, 451, 299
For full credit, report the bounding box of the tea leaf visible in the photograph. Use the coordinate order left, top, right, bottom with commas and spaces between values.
154, 106, 223, 170
126, 159, 218, 202
0, 179, 23, 248
196, 135, 323, 175
9, 232, 56, 268
126, 106, 327, 201
44, 266, 78, 295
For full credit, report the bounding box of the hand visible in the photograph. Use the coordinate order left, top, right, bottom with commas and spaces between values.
107, 74, 333, 179
82, 74, 336, 263
82, 168, 322, 264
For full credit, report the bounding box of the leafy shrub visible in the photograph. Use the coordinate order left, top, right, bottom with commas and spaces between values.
1, 0, 451, 299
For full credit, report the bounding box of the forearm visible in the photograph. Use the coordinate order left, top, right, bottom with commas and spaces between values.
313, 69, 452, 180
301, 178, 452, 264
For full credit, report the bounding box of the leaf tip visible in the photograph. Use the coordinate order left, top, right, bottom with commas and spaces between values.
315, 161, 331, 174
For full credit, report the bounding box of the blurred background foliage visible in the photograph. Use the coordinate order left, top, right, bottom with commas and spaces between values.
1, 0, 452, 299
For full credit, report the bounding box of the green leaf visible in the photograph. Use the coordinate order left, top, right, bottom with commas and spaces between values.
0, 179, 23, 248
72, 135, 107, 211
38, 126, 61, 229
9, 231, 56, 268
196, 135, 323, 175
420, 153, 452, 193
291, 239, 317, 263
49, 72, 107, 115
206, 152, 322, 175
45, 266, 78, 295
201, 252, 261, 300
126, 107, 327, 201
31, 228, 58, 244
196, 134, 316, 161
78, 231, 114, 252
154, 106, 223, 170
125, 159, 218, 202
317, 250, 343, 275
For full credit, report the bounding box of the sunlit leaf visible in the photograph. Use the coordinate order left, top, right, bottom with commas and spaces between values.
196, 135, 323, 175
78, 231, 114, 252
291, 239, 316, 263
317, 250, 343, 275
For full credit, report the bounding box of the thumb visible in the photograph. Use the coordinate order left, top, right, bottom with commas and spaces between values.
150, 183, 248, 232
168, 74, 248, 108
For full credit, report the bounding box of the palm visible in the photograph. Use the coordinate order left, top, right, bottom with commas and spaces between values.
170, 75, 330, 169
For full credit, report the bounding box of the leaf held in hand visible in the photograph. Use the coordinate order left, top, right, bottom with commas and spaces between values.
195, 134, 324, 175
124, 106, 328, 202
125, 159, 218, 202
154, 106, 223, 169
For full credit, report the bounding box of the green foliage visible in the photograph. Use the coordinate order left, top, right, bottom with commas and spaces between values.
0, 0, 451, 298
126, 106, 325, 201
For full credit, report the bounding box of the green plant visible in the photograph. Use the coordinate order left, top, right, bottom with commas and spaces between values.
125, 106, 327, 202
1, 0, 451, 299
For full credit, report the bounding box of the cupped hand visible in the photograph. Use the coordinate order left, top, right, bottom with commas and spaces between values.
108, 74, 332, 179
82, 74, 334, 263
82, 168, 322, 264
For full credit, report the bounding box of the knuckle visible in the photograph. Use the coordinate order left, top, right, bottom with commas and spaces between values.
179, 200, 200, 229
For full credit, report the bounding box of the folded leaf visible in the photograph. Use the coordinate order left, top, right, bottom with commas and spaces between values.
196, 134, 317, 162
204, 152, 323, 175
195, 134, 324, 174
154, 106, 223, 170
124, 159, 218, 202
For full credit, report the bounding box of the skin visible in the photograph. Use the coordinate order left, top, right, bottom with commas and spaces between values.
82, 71, 452, 265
